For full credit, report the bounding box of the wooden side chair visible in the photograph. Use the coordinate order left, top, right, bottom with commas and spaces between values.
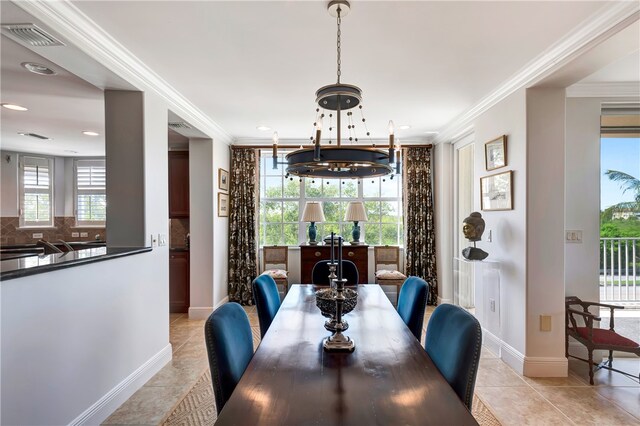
374, 246, 407, 294
565, 296, 639, 385
260, 246, 289, 295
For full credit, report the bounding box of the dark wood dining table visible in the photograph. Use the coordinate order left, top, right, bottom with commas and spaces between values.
215, 284, 478, 425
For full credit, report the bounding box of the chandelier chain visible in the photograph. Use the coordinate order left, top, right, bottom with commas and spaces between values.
336, 7, 341, 83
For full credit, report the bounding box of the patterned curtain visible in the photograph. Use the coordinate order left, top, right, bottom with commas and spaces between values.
228, 148, 259, 305
403, 146, 438, 305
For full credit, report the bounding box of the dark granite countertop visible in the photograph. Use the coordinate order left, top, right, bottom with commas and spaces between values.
0, 246, 152, 281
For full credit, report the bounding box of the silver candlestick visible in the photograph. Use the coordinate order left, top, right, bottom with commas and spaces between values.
323, 276, 355, 352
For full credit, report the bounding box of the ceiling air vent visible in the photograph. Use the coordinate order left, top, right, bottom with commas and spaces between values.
18, 132, 51, 140
1, 23, 64, 47
168, 122, 192, 130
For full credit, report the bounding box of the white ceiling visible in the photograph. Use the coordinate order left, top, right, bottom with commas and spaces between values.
0, 35, 105, 156
2, 1, 636, 153
580, 50, 640, 83
72, 0, 608, 141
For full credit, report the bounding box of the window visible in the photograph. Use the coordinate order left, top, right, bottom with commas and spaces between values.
75, 159, 106, 226
19, 155, 54, 227
259, 150, 403, 246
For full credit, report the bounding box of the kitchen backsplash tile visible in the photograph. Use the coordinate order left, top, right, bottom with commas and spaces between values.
0, 217, 106, 246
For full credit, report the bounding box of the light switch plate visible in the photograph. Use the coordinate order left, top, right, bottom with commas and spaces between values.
71, 232, 79, 238
565, 230, 582, 243
158, 234, 167, 247
32, 232, 43, 239
80, 232, 88, 238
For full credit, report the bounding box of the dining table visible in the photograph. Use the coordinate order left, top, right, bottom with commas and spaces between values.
215, 284, 478, 425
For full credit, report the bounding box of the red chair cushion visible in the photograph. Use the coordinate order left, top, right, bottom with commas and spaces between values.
576, 327, 639, 348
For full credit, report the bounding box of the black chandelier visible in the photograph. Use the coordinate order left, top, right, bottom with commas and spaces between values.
273, 0, 400, 180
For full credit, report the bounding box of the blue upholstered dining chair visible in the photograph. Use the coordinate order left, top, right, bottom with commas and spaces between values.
311, 260, 359, 286
425, 304, 482, 410
252, 274, 282, 338
396, 276, 429, 341
204, 302, 253, 414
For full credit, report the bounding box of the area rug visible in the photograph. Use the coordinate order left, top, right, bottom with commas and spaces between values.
164, 370, 501, 426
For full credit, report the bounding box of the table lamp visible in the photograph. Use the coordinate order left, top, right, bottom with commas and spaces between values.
302, 201, 325, 245
344, 201, 368, 245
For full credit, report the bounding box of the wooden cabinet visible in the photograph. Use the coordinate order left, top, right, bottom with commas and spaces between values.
168, 151, 189, 218
300, 244, 368, 284
169, 250, 189, 313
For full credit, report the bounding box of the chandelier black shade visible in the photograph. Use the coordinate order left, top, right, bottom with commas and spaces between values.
285, 147, 393, 178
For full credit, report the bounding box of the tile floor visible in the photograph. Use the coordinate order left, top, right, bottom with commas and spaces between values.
104, 304, 640, 425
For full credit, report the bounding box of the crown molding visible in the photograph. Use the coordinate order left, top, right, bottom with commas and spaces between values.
435, 1, 640, 144
232, 137, 432, 146
566, 82, 640, 98
15, 0, 234, 145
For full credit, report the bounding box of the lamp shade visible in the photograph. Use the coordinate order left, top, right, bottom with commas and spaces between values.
302, 201, 326, 222
344, 201, 368, 222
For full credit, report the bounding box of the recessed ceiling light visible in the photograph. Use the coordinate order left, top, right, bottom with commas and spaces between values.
399, 125, 411, 130
64, 150, 78, 154
18, 132, 51, 140
1, 103, 28, 111
82, 131, 100, 136
21, 62, 56, 75
256, 125, 271, 131
424, 131, 440, 135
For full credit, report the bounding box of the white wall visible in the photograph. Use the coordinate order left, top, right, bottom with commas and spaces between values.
524, 88, 567, 374
0, 90, 170, 425
0, 151, 19, 217
469, 89, 528, 368
212, 142, 230, 308
564, 97, 609, 304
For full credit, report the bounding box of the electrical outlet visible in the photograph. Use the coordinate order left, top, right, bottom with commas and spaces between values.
71, 232, 79, 238
565, 230, 582, 243
540, 315, 552, 332
32, 233, 43, 239
80, 232, 88, 238
490, 299, 496, 312
158, 234, 167, 247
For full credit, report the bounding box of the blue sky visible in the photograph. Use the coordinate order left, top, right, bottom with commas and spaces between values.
601, 137, 640, 210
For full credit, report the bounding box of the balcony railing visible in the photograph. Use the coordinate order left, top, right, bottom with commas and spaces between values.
600, 237, 640, 305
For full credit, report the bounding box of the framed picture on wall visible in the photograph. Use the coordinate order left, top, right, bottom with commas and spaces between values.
484, 135, 507, 171
481, 170, 513, 211
219, 168, 229, 191
218, 192, 229, 217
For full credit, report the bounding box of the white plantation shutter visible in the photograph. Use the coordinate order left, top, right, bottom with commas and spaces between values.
75, 159, 106, 226
19, 155, 54, 227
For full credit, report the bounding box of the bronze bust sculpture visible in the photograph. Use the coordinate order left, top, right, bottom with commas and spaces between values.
462, 212, 488, 260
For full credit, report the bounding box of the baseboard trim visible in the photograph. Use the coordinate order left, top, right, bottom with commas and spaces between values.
500, 341, 525, 375
70, 344, 172, 425
188, 306, 214, 320
482, 328, 502, 358
524, 356, 568, 377
437, 297, 453, 305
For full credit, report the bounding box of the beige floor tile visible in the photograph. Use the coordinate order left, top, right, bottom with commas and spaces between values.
247, 313, 260, 327
523, 373, 587, 388
476, 358, 528, 387
569, 359, 640, 387
481, 346, 498, 359
169, 313, 186, 324
102, 385, 188, 425
595, 386, 640, 420
475, 386, 572, 425
145, 359, 208, 390
537, 386, 640, 425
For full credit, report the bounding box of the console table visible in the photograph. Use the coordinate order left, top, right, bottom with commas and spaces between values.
299, 244, 368, 284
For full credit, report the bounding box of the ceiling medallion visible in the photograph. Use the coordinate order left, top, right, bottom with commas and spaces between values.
274, 0, 400, 180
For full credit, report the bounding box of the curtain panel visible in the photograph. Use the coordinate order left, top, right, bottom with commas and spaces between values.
403, 146, 438, 305
228, 147, 259, 305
